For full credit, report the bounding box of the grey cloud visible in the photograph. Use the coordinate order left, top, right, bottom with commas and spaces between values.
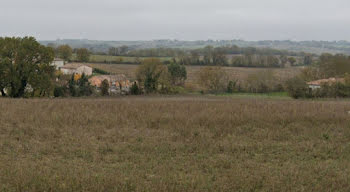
0, 0, 350, 41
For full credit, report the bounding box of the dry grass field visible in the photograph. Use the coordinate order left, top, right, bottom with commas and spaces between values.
86, 63, 302, 90
1, 96, 350, 191
72, 55, 172, 63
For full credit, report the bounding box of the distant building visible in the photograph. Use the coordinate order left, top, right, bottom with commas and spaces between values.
51, 58, 65, 69
60, 63, 93, 76
89, 74, 133, 94
307, 78, 344, 90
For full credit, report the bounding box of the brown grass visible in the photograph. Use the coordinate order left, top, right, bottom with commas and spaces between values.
1, 96, 350, 191
86, 63, 302, 90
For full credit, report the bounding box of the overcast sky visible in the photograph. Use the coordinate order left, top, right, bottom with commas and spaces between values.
1, 0, 350, 41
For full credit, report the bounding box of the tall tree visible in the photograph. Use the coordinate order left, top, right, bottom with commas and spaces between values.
101, 79, 109, 96
197, 66, 228, 93
76, 48, 90, 62
136, 58, 168, 93
167, 63, 187, 86
57, 44, 72, 61
288, 57, 297, 66
212, 49, 228, 66
280, 55, 288, 66
303, 54, 313, 65
318, 53, 350, 78
119, 46, 129, 55
0, 37, 55, 97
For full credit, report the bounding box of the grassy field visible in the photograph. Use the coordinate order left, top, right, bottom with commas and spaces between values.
85, 63, 302, 90
219, 92, 290, 99
1, 96, 350, 191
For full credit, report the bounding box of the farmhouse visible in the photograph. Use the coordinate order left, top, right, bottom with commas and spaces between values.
51, 58, 65, 69
60, 63, 93, 76
89, 74, 133, 93
307, 78, 344, 90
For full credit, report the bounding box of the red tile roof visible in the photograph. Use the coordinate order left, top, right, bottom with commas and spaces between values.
89, 75, 130, 87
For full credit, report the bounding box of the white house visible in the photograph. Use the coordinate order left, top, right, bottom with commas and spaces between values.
51, 58, 65, 69
60, 63, 93, 76
307, 78, 345, 90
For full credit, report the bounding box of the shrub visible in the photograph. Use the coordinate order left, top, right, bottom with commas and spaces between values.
227, 80, 237, 93
274, 83, 285, 92
54, 86, 66, 97
167, 63, 187, 86
246, 70, 276, 93
130, 82, 140, 95
68, 73, 94, 97
285, 77, 308, 99
93, 68, 110, 75
197, 66, 228, 93
101, 79, 109, 96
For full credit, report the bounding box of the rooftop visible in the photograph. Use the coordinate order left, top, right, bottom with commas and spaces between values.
89, 74, 130, 87
60, 63, 91, 69
307, 78, 345, 86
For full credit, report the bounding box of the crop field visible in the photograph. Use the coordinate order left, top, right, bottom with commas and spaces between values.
1, 96, 350, 191
73, 55, 172, 63
86, 63, 302, 90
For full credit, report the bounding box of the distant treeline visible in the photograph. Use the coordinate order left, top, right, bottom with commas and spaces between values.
110, 45, 309, 57
52, 42, 314, 68
42, 39, 350, 55
105, 45, 313, 68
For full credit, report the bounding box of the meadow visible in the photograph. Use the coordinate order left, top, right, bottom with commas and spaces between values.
1, 96, 350, 191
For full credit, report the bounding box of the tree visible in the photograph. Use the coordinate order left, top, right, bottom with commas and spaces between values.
197, 66, 228, 93
68, 73, 93, 97
101, 79, 109, 96
136, 58, 168, 93
53, 86, 65, 97
280, 55, 288, 66
318, 53, 350, 78
299, 67, 323, 82
203, 46, 214, 65
76, 48, 90, 62
78, 73, 93, 96
29, 63, 56, 97
212, 49, 228, 66
190, 50, 200, 65
285, 76, 308, 99
246, 70, 277, 93
0, 57, 10, 96
108, 47, 119, 56
0, 37, 55, 98
68, 74, 78, 97
130, 82, 140, 95
119, 46, 129, 55
303, 54, 313, 65
57, 44, 72, 61
167, 63, 187, 86
288, 57, 297, 66
227, 80, 237, 93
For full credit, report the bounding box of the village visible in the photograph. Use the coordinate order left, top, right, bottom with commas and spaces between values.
52, 56, 350, 99
52, 58, 134, 95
